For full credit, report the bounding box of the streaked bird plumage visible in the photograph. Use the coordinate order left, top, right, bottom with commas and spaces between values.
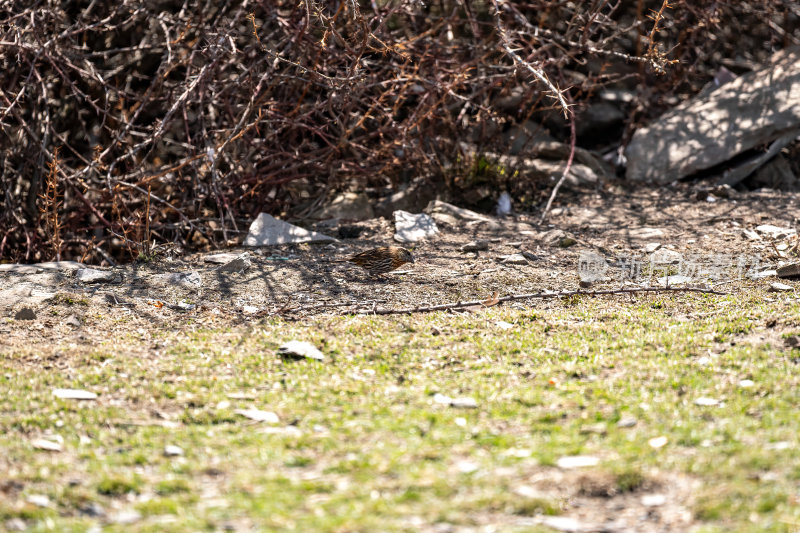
341, 246, 414, 276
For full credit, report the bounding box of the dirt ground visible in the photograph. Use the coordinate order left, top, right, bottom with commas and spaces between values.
1, 183, 796, 338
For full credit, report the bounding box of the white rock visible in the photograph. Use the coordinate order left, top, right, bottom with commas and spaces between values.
433, 393, 477, 409
112, 510, 142, 525
393, 211, 439, 243
278, 340, 325, 361
616, 417, 637, 428
32, 438, 62, 452
53, 388, 97, 400
556, 455, 599, 469
164, 445, 184, 456
499, 254, 527, 265
748, 269, 777, 280
75, 268, 116, 283
738, 379, 755, 388
244, 213, 337, 246
496, 321, 514, 330
26, 495, 51, 508
756, 224, 796, 238
538, 515, 589, 532
234, 408, 280, 424
657, 275, 693, 286
644, 242, 662, 253
642, 494, 667, 507
769, 282, 794, 292
694, 397, 720, 406
648, 436, 668, 448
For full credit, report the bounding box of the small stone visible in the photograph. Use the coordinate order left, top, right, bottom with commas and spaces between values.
454, 417, 467, 427
244, 213, 337, 246
539, 516, 589, 532
767, 441, 792, 450
747, 269, 777, 280
642, 494, 667, 507
644, 242, 662, 253
769, 282, 794, 292
14, 307, 36, 320
112, 510, 142, 525
393, 211, 439, 243
617, 417, 637, 428
556, 455, 599, 469
242, 305, 259, 314
5, 518, 27, 531
777, 263, 800, 278
694, 397, 720, 406
499, 253, 527, 265
648, 436, 668, 448
26, 494, 50, 508
657, 275, 693, 286
755, 224, 795, 238
53, 388, 97, 400
579, 423, 607, 435
64, 314, 81, 327
455, 460, 479, 473
278, 340, 325, 362
32, 438, 62, 452
450, 397, 478, 409
495, 321, 514, 330
75, 268, 117, 283
234, 409, 280, 424
738, 379, 755, 388
460, 240, 489, 252
215, 253, 252, 273
204, 253, 242, 264
433, 393, 477, 409
164, 445, 184, 456
79, 502, 106, 517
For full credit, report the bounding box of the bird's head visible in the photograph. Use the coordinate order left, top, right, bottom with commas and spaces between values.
399, 247, 414, 263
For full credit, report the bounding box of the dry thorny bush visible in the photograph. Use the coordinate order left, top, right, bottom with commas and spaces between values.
0, 0, 797, 264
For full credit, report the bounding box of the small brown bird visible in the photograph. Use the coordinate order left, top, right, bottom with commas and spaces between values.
339, 246, 414, 276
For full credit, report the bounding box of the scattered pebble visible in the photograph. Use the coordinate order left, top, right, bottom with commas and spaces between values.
642, 494, 667, 507
455, 460, 479, 473
63, 314, 81, 327
738, 379, 755, 388
755, 224, 795, 238
234, 408, 280, 424
616, 417, 637, 428
579, 423, 607, 435
747, 269, 777, 280
766, 441, 792, 451
694, 397, 720, 407
278, 340, 325, 362
556, 455, 599, 469
32, 438, 62, 452
433, 393, 478, 409
111, 510, 142, 525
26, 495, 51, 508
244, 213, 337, 246
75, 267, 117, 283
648, 436, 668, 448
53, 388, 97, 400
242, 305, 259, 314
499, 253, 527, 265
539, 515, 591, 532
454, 417, 467, 427
394, 211, 439, 243
644, 242, 662, 253
164, 445, 184, 456
769, 282, 794, 292
495, 321, 514, 330
460, 240, 489, 252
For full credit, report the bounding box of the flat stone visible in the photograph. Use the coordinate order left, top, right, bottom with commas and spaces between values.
215, 253, 252, 273
644, 242, 662, 253
756, 224, 796, 238
31, 438, 62, 452
234, 408, 280, 424
0, 264, 42, 274
203, 253, 241, 264
748, 269, 777, 280
642, 494, 667, 507
556, 455, 599, 469
394, 211, 439, 243
628, 227, 665, 240
244, 213, 337, 246
626, 47, 800, 183
278, 340, 325, 362
164, 445, 184, 456
769, 282, 794, 292
53, 388, 97, 400
499, 254, 528, 265
34, 261, 84, 271
75, 268, 117, 283
777, 263, 800, 278
461, 240, 489, 252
